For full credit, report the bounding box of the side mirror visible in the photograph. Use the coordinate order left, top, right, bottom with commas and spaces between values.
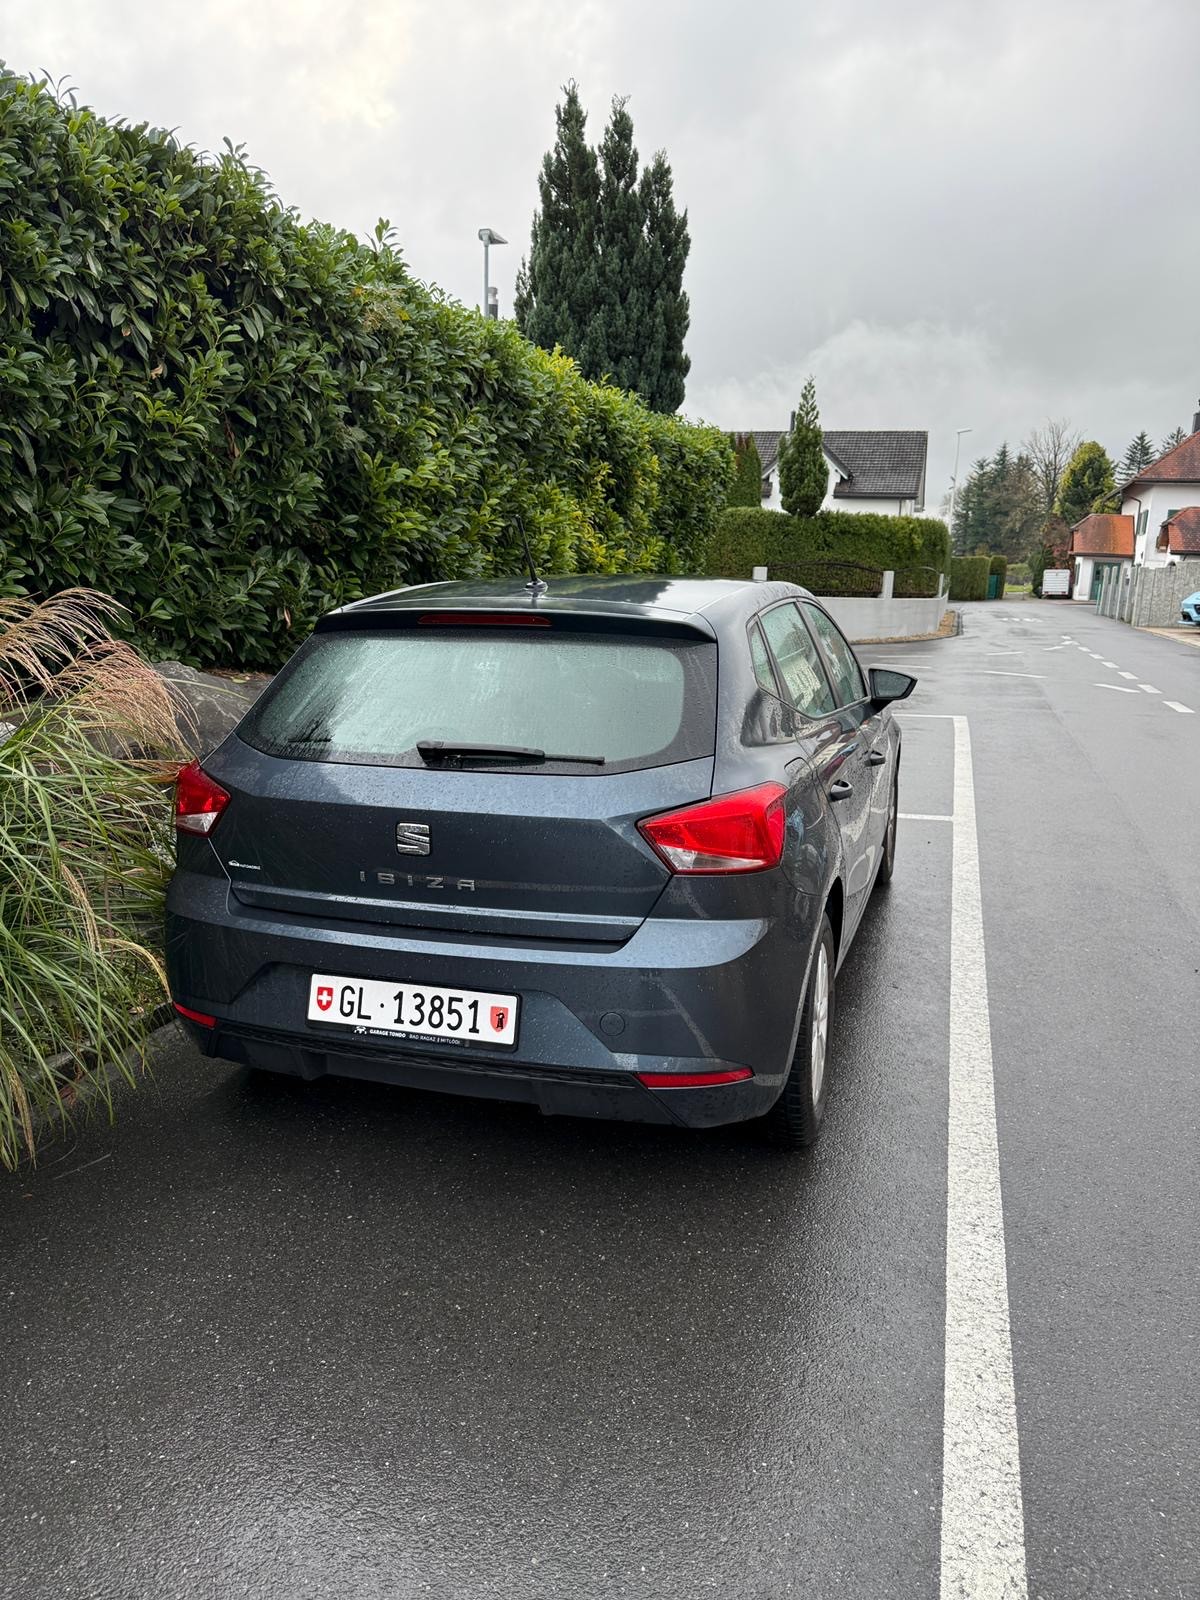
868, 667, 917, 706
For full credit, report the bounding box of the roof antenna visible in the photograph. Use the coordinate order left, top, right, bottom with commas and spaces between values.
516, 517, 548, 595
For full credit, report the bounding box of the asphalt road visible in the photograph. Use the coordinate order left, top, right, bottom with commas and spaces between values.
2, 599, 1197, 1599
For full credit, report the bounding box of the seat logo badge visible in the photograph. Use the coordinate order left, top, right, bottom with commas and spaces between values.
316, 986, 333, 1011
490, 1005, 509, 1032
396, 822, 431, 856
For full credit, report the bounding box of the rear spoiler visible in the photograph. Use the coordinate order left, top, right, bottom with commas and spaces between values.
317, 602, 716, 644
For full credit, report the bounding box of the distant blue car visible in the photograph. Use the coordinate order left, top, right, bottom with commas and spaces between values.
1182, 591, 1200, 626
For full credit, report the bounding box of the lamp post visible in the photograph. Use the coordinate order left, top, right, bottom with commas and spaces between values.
478, 227, 506, 318
948, 427, 972, 534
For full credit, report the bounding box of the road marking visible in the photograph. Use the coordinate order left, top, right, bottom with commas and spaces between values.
900, 812, 953, 821
984, 670, 1046, 679
1118, 671, 1137, 680
1042, 644, 1067, 651
897, 712, 959, 719
1164, 701, 1194, 714
1101, 660, 1118, 668
988, 650, 1020, 656
1094, 683, 1138, 693
1139, 684, 1161, 694
941, 716, 1028, 1600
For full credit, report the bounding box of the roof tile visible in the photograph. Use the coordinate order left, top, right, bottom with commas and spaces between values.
1165, 506, 1200, 555
1123, 429, 1200, 492
1070, 513, 1135, 557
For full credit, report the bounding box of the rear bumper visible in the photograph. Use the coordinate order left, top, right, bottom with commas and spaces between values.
166, 870, 815, 1129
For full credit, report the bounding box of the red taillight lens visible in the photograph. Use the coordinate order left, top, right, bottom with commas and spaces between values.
418, 612, 551, 627
174, 1001, 216, 1028
637, 783, 788, 874
637, 1068, 754, 1088
175, 761, 231, 836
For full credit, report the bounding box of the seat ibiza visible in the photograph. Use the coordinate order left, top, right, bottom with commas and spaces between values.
167, 577, 914, 1146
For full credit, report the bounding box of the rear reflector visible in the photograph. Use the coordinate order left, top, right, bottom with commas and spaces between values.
637, 782, 788, 873
175, 761, 231, 836
418, 612, 551, 627
174, 1001, 216, 1028
637, 1068, 754, 1089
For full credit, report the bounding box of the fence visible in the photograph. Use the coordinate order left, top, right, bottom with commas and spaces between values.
1096, 560, 1200, 626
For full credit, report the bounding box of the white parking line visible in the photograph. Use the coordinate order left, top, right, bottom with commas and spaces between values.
941, 716, 1028, 1600
1139, 684, 1161, 694
1164, 701, 1194, 714
1095, 683, 1138, 693
899, 812, 954, 821
1101, 660, 1118, 668
984, 670, 1046, 679
1118, 671, 1137, 680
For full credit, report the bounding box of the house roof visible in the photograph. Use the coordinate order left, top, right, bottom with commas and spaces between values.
1165, 506, 1200, 556
1070, 513, 1135, 558
1122, 429, 1200, 493
823, 430, 928, 504
744, 427, 928, 505
748, 431, 785, 474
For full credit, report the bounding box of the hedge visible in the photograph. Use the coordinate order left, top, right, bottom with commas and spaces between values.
704, 506, 951, 584
950, 556, 990, 602
0, 70, 733, 668
988, 554, 1008, 598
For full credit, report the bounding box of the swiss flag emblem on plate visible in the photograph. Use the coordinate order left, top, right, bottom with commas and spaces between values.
316, 985, 334, 1012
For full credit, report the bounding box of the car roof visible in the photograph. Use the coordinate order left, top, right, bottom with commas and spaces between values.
329, 575, 813, 636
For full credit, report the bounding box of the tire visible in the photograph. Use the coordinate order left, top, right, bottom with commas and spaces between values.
876, 771, 899, 889
761, 914, 835, 1149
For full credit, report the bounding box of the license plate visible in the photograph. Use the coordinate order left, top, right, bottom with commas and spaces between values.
306, 973, 519, 1048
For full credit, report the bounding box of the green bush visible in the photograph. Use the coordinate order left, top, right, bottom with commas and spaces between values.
0, 590, 184, 1168
950, 556, 990, 602
988, 554, 1008, 598
0, 70, 732, 668
705, 506, 951, 583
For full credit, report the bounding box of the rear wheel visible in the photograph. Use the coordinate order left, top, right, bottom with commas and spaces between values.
876, 772, 899, 888
761, 915, 835, 1148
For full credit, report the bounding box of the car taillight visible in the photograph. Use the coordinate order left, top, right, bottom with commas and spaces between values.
175, 761, 231, 836
637, 783, 788, 874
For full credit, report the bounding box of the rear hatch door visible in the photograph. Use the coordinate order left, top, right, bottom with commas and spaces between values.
207, 615, 718, 944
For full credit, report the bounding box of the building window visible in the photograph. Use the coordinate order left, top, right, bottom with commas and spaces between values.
1156, 526, 1169, 551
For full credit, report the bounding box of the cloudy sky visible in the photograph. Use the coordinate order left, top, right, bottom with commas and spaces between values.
5, 0, 1199, 503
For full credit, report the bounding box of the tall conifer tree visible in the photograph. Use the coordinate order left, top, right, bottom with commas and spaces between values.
516, 87, 690, 412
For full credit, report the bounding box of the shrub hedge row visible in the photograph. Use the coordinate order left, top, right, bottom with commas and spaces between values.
704, 506, 952, 584
950, 555, 990, 602
0, 71, 732, 668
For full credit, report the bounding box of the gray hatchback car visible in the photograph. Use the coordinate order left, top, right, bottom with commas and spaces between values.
167, 576, 914, 1146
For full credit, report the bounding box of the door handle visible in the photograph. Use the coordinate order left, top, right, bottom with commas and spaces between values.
864, 750, 887, 767
829, 779, 853, 801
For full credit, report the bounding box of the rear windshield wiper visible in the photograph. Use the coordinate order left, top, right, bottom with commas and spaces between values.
416, 740, 606, 767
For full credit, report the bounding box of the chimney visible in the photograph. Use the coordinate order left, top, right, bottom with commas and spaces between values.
1193, 398, 1200, 434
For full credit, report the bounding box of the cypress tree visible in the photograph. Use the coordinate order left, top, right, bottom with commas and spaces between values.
514, 84, 600, 360
516, 88, 690, 413
778, 377, 827, 517
636, 150, 691, 412
727, 434, 763, 507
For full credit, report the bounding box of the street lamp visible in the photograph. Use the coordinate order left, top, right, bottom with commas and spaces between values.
948, 427, 972, 531
478, 227, 506, 318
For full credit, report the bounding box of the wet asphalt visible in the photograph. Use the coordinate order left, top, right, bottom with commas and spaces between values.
2, 601, 1197, 1599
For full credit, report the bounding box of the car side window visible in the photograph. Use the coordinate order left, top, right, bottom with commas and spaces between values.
759, 603, 836, 718
748, 621, 781, 697
803, 604, 866, 707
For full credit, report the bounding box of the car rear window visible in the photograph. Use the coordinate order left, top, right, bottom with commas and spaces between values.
239, 627, 717, 773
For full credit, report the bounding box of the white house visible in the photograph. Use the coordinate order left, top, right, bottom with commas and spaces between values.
1070, 514, 1135, 603
1119, 411, 1200, 567
745, 429, 928, 517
